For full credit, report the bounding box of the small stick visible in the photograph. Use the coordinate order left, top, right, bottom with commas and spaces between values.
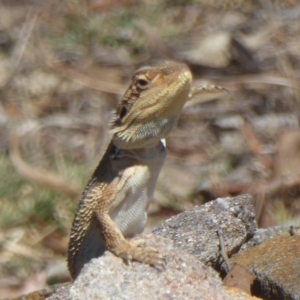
217, 228, 231, 273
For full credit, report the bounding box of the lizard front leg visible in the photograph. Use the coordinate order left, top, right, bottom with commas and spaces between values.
95, 210, 165, 269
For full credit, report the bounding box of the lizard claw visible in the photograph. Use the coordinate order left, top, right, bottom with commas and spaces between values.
114, 240, 166, 270
131, 244, 166, 270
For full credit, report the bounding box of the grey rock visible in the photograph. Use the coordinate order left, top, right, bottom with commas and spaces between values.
48, 195, 258, 300
46, 284, 71, 300
153, 194, 257, 268
240, 225, 300, 251
48, 235, 256, 300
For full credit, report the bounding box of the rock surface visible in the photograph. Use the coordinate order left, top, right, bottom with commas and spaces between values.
153, 194, 257, 269
25, 195, 300, 300
229, 235, 300, 300
240, 225, 300, 251
47, 235, 257, 300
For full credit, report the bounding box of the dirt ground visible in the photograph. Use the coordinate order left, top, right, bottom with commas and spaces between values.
1, 0, 300, 298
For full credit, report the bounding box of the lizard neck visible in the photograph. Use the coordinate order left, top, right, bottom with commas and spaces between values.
112, 115, 176, 150
111, 139, 166, 162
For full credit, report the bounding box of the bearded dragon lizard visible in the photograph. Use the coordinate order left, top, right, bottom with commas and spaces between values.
4, 62, 226, 300
67, 61, 191, 279
67, 61, 226, 280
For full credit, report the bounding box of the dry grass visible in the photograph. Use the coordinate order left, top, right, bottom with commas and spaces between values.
1, 0, 300, 297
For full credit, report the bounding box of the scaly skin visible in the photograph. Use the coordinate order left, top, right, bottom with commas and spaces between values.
67, 61, 192, 279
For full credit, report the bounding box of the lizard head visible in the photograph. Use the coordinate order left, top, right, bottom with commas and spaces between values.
111, 61, 192, 149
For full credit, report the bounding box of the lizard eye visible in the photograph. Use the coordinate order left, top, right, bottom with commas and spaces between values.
136, 78, 149, 89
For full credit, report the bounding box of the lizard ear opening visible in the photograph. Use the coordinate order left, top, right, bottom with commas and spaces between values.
119, 106, 128, 120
